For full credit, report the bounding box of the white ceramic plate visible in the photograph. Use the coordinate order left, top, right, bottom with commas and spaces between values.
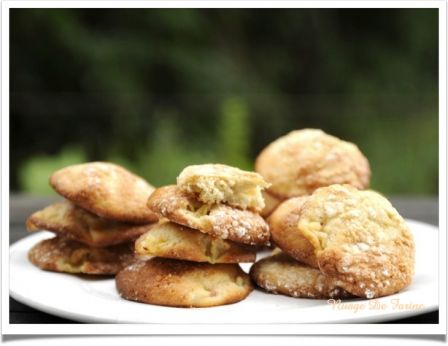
10, 219, 438, 324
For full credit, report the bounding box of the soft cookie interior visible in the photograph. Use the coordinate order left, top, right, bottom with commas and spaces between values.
177, 164, 269, 212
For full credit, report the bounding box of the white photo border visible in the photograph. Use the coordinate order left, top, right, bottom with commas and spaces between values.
1, 0, 446, 336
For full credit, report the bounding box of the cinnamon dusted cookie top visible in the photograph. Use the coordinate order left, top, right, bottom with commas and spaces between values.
255, 129, 371, 199
135, 221, 256, 264
147, 185, 270, 246
50, 162, 158, 224
297, 184, 415, 299
116, 257, 253, 308
28, 236, 137, 275
177, 164, 269, 212
26, 200, 155, 247
250, 252, 353, 299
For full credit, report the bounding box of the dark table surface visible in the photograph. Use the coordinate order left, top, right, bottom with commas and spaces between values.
9, 194, 439, 324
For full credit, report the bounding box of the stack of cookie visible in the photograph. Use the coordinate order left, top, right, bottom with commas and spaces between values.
250, 184, 415, 299
26, 162, 158, 275
116, 164, 271, 308
251, 129, 414, 300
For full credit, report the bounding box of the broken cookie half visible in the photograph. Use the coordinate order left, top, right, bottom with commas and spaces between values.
177, 163, 270, 213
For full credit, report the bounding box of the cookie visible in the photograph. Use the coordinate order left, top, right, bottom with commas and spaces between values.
28, 236, 137, 275
250, 252, 352, 299
297, 184, 415, 298
147, 185, 270, 246
50, 162, 158, 224
255, 129, 371, 199
26, 200, 155, 247
267, 196, 317, 267
116, 257, 253, 307
135, 221, 256, 264
260, 190, 282, 218
177, 164, 269, 212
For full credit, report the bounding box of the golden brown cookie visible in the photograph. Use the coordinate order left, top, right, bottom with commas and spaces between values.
297, 184, 415, 298
268, 196, 316, 267
260, 190, 282, 218
135, 221, 256, 264
255, 129, 371, 199
50, 162, 158, 224
250, 252, 353, 299
116, 257, 253, 307
177, 164, 269, 212
28, 236, 137, 275
26, 200, 155, 247
147, 185, 270, 246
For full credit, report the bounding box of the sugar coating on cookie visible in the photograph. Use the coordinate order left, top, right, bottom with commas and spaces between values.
135, 221, 256, 263
177, 164, 270, 212
250, 252, 352, 299
267, 196, 317, 267
50, 162, 158, 224
298, 184, 415, 299
28, 236, 137, 275
26, 200, 155, 247
255, 129, 371, 199
115, 257, 253, 308
147, 185, 270, 246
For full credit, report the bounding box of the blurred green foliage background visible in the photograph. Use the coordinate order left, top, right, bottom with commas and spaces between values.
10, 9, 438, 195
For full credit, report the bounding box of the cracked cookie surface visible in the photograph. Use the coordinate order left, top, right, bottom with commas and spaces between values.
255, 129, 371, 199
297, 184, 415, 298
116, 257, 253, 307
250, 252, 352, 299
50, 162, 158, 223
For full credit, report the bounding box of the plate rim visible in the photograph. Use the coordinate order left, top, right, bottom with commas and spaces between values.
9, 219, 439, 324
